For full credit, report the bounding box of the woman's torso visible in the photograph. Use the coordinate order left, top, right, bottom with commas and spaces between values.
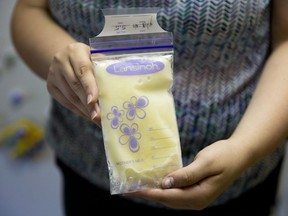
46, 0, 285, 206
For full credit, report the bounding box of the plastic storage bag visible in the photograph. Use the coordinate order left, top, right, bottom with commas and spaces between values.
89, 8, 183, 194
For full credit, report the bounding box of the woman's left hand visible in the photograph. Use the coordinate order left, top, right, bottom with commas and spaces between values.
128, 139, 250, 210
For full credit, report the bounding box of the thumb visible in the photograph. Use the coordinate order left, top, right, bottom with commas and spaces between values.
161, 159, 209, 189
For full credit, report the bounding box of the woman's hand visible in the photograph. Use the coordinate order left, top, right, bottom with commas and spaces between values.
129, 139, 250, 210
47, 42, 101, 125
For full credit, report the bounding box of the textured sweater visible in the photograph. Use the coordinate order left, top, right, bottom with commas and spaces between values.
46, 0, 285, 207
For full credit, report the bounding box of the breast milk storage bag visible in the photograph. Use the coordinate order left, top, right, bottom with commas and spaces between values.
89, 8, 183, 194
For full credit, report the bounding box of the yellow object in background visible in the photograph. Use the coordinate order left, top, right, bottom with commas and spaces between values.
0, 118, 44, 159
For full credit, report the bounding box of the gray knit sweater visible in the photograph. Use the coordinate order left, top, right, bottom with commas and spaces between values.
46, 0, 285, 207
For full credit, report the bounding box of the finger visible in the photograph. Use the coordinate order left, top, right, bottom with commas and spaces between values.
61, 78, 92, 116
60, 64, 99, 120
69, 44, 98, 105
161, 157, 217, 189
127, 187, 202, 209
89, 101, 101, 125
47, 67, 90, 116
62, 56, 92, 109
95, 102, 102, 127
47, 84, 90, 120
50, 49, 90, 113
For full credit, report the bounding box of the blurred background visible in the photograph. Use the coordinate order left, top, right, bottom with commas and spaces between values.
0, 1, 63, 216
0, 1, 287, 216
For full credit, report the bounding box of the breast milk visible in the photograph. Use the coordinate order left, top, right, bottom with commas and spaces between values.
94, 54, 183, 194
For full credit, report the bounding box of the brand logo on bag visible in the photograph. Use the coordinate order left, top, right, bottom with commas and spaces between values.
106, 59, 164, 75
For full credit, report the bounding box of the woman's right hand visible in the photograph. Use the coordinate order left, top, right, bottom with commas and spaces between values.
47, 42, 101, 125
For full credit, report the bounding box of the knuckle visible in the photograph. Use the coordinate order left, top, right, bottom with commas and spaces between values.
183, 171, 194, 185
79, 64, 90, 77
67, 42, 87, 52
68, 92, 85, 108
48, 65, 56, 78
53, 52, 64, 64
71, 80, 83, 91
67, 43, 77, 51
70, 93, 81, 104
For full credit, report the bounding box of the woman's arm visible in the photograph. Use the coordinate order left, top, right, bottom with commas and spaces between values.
11, 0, 100, 123
11, 0, 75, 79
230, 0, 288, 164
131, 0, 288, 210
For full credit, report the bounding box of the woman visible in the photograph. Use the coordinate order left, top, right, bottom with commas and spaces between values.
10, 0, 288, 215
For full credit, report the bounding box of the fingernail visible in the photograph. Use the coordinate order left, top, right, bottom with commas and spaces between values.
91, 110, 97, 120
87, 94, 93, 105
163, 177, 174, 189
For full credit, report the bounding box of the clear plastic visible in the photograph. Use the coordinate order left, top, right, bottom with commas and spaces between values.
89, 8, 183, 194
